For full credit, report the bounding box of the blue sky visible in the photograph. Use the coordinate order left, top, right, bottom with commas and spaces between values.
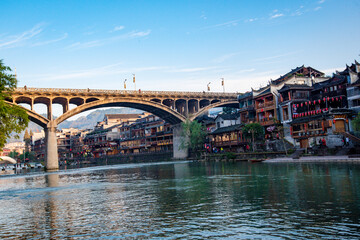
1, 0, 359, 95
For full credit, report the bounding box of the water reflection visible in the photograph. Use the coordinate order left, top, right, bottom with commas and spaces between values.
0, 161, 359, 239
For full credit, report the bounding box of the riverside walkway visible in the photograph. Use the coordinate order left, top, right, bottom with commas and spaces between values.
264, 155, 360, 163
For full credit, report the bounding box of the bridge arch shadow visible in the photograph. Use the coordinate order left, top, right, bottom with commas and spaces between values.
55, 98, 187, 126
190, 100, 239, 121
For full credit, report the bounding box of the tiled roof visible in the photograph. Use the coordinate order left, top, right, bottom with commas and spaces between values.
210, 124, 243, 135
278, 84, 312, 92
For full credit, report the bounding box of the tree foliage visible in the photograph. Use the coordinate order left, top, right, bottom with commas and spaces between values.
180, 120, 207, 153
242, 123, 264, 140
352, 112, 360, 132
0, 60, 29, 150
222, 107, 238, 114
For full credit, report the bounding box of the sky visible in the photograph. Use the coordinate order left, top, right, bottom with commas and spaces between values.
1, 0, 359, 117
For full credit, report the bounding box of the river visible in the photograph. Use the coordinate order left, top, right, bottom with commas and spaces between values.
0, 161, 359, 239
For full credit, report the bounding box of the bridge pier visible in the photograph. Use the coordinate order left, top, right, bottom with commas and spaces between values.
172, 123, 189, 159
45, 121, 59, 170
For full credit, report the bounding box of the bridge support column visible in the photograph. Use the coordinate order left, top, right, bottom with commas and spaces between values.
172, 123, 189, 159
45, 121, 59, 170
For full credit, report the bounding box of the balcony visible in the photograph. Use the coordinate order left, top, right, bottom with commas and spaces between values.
258, 118, 275, 126
256, 101, 275, 111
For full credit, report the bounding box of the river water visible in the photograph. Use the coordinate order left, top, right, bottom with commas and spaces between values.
0, 161, 360, 239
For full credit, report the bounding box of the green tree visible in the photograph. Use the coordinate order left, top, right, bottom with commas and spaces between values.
180, 120, 207, 157
24, 129, 32, 152
273, 119, 288, 155
0, 60, 29, 150
242, 123, 264, 152
222, 107, 238, 114
352, 112, 360, 132
19, 151, 35, 161
9, 150, 19, 159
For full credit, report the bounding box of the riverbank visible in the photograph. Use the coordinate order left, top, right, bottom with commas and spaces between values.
264, 155, 360, 163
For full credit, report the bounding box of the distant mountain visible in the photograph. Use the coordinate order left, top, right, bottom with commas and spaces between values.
58, 108, 142, 130
7, 108, 143, 143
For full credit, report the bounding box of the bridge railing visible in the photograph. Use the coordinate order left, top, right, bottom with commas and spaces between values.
15, 87, 239, 97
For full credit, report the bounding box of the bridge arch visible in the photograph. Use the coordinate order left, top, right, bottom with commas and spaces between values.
55, 97, 187, 126
6, 102, 49, 128
190, 100, 239, 121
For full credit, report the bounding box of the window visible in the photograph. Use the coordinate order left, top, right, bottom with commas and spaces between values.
283, 107, 289, 120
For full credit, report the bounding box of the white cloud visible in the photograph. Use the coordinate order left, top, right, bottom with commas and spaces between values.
0, 23, 45, 49
202, 20, 240, 30
110, 26, 125, 32
27, 63, 168, 82
31, 33, 68, 46
270, 13, 284, 19
212, 52, 242, 64
252, 51, 300, 62
167, 66, 218, 73
246, 18, 258, 22
65, 30, 151, 50
318, 0, 325, 4
200, 12, 207, 20
314, 6, 322, 11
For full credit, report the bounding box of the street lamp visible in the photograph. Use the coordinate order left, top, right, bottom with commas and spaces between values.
124, 79, 127, 90
221, 78, 225, 92
133, 74, 136, 90
207, 82, 211, 92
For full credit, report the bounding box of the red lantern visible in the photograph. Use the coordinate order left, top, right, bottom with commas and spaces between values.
314, 100, 316, 104
340, 96, 343, 100
327, 97, 330, 101
309, 101, 311, 105
331, 97, 334, 101
333, 119, 336, 124
293, 104, 296, 108
297, 104, 299, 107
301, 103, 303, 107
336, 97, 338, 101
318, 99, 321, 104
326, 108, 328, 111
305, 102, 307, 105
323, 97, 326, 101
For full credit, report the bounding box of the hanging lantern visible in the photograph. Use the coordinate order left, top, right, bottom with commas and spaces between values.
305, 102, 307, 105
314, 100, 316, 104
333, 119, 336, 124
301, 103, 303, 107
297, 104, 299, 107
309, 101, 311, 105
336, 97, 338, 101
331, 97, 334, 101
340, 96, 343, 100
293, 104, 296, 108
318, 99, 321, 104
323, 97, 326, 101
327, 97, 330, 101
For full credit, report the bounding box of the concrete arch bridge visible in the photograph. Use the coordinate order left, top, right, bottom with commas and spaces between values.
8, 87, 239, 170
